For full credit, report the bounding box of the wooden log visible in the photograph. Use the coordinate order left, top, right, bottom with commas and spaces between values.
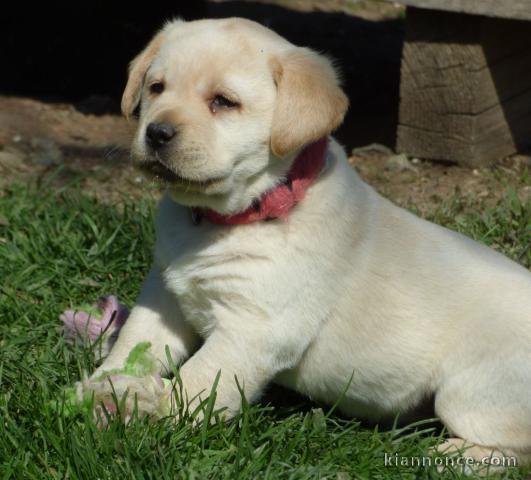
385, 0, 531, 21
397, 7, 531, 167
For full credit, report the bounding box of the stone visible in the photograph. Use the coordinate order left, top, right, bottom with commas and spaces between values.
29, 137, 64, 166
385, 153, 418, 173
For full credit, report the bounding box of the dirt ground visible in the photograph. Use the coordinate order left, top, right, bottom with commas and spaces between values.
1, 0, 530, 212
1, 95, 529, 214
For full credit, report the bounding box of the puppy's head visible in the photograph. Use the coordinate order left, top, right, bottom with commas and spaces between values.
124, 18, 348, 214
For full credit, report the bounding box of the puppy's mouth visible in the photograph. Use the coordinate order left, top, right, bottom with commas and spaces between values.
138, 160, 224, 190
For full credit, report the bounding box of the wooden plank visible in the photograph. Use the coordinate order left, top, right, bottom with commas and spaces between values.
399, 43, 531, 117
385, 0, 531, 21
396, 8, 531, 167
475, 89, 531, 159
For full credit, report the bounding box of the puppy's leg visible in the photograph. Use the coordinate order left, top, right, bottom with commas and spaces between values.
88, 315, 284, 422
93, 266, 199, 377
175, 326, 288, 420
434, 438, 521, 474
79, 266, 199, 422
434, 349, 531, 469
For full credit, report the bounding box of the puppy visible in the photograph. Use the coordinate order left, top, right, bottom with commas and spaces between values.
88, 18, 531, 465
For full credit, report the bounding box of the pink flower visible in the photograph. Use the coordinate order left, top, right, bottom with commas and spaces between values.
61, 295, 129, 343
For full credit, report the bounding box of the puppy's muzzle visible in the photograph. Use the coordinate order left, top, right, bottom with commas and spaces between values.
146, 122, 176, 151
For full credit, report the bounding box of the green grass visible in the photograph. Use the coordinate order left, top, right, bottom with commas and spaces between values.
0, 184, 529, 479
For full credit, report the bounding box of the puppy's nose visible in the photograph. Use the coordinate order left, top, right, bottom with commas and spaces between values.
146, 122, 176, 149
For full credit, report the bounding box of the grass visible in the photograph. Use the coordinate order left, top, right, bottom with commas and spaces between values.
0, 183, 529, 479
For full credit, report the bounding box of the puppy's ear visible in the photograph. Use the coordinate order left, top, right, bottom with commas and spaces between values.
270, 48, 348, 158
121, 30, 167, 119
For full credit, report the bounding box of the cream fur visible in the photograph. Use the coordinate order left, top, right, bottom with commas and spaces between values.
90, 17, 531, 466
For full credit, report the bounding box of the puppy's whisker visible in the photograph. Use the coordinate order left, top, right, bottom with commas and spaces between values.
104, 144, 130, 162
103, 145, 119, 161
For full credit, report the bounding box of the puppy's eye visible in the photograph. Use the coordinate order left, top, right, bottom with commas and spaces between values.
149, 81, 165, 95
210, 94, 239, 113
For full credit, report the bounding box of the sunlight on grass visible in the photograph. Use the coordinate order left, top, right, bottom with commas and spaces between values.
0, 185, 529, 479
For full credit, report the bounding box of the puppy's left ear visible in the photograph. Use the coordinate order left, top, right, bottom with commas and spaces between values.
121, 30, 168, 119
270, 48, 349, 158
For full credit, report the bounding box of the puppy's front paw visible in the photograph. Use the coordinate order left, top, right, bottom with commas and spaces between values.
80, 373, 172, 427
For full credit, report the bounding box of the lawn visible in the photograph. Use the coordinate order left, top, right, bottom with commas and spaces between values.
0, 181, 529, 479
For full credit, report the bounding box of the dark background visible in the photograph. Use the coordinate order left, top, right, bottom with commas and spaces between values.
1, 0, 404, 149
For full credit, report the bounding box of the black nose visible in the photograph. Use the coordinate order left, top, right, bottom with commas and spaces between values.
146, 122, 176, 149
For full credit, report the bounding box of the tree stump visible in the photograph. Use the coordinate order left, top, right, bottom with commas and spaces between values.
397, 7, 531, 167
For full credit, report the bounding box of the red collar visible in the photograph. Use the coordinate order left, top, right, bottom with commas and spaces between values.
192, 137, 329, 226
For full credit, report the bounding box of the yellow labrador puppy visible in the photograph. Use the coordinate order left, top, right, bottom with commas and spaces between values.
88, 18, 531, 465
